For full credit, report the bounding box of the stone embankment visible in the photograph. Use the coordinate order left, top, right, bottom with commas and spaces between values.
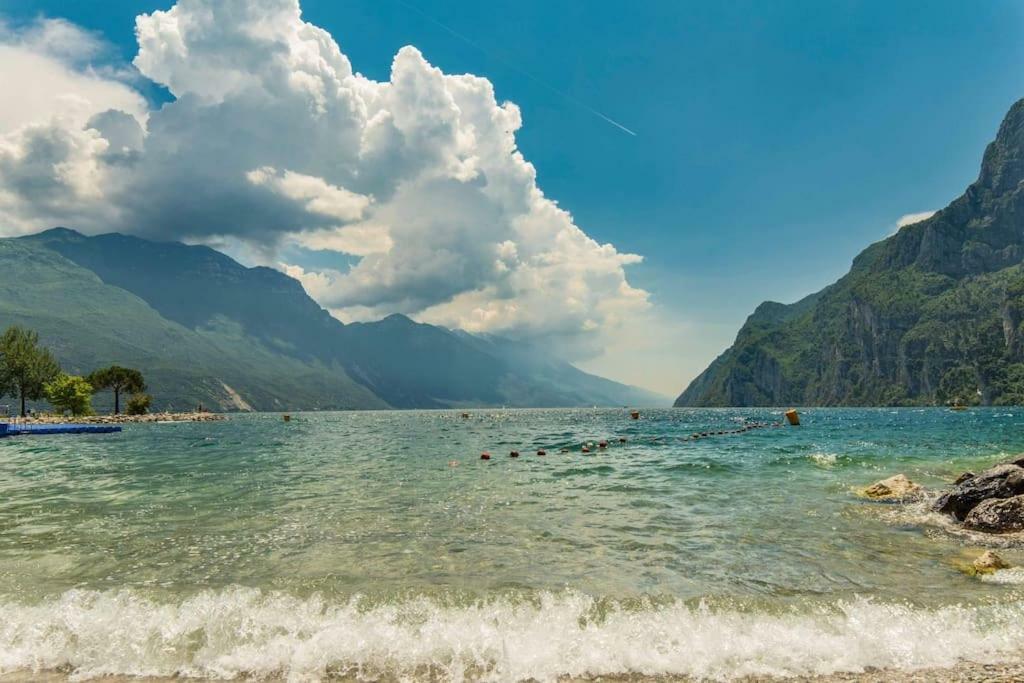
7, 412, 226, 424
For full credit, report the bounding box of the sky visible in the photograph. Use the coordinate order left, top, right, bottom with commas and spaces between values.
0, 0, 1023, 396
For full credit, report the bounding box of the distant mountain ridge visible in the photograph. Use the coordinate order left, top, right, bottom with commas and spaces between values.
0, 229, 664, 411
677, 97, 1024, 407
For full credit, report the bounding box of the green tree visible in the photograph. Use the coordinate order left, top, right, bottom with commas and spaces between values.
938, 365, 980, 406
45, 373, 94, 416
0, 326, 61, 417
126, 393, 152, 416
87, 366, 146, 414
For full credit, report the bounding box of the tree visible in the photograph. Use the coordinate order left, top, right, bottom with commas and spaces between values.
0, 326, 61, 417
87, 366, 146, 414
45, 373, 94, 416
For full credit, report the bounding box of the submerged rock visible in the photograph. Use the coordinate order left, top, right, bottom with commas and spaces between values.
963, 495, 1024, 533
861, 474, 923, 501
973, 550, 1012, 574
934, 464, 1024, 520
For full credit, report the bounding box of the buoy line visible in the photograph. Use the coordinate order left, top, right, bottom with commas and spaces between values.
471, 411, 800, 461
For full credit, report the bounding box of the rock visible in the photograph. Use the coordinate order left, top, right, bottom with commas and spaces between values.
953, 472, 975, 485
963, 495, 1024, 533
934, 464, 1024, 520
861, 474, 923, 501
1007, 454, 1024, 468
973, 550, 1012, 573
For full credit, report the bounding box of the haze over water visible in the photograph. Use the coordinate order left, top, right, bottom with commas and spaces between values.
3, 408, 1024, 680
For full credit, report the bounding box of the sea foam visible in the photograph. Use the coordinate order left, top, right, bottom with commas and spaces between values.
1, 588, 1023, 681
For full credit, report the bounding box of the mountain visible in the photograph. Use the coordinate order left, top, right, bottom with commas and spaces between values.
677, 97, 1024, 407
1, 229, 663, 411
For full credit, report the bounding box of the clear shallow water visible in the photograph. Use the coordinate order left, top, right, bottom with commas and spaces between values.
1, 408, 1024, 680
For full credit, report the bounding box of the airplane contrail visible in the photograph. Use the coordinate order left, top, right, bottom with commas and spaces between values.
393, 0, 638, 137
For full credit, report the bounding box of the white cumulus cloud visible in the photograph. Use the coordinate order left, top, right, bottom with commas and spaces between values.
0, 0, 651, 359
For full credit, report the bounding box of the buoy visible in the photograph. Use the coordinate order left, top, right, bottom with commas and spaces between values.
630, 410, 640, 420
598, 439, 608, 449
537, 449, 546, 456
618, 437, 627, 443
283, 414, 291, 422
460, 412, 470, 419
510, 450, 520, 458
480, 452, 491, 460
785, 409, 800, 426
582, 445, 591, 453
559, 448, 570, 453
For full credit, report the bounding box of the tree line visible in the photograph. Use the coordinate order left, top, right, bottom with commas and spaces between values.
0, 326, 151, 417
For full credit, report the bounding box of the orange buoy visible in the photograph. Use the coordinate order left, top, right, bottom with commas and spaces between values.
510, 450, 520, 458
537, 449, 547, 456
581, 445, 591, 453
480, 452, 491, 460
785, 409, 800, 426
630, 410, 640, 420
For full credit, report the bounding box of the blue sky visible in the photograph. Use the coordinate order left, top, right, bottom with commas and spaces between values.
2, 0, 1024, 395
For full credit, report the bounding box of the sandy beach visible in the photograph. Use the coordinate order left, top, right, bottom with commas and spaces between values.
5, 660, 1024, 682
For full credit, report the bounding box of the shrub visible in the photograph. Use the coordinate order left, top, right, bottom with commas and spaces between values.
126, 393, 152, 415
45, 373, 94, 416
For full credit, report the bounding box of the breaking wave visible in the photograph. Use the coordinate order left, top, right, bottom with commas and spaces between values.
2, 588, 1024, 681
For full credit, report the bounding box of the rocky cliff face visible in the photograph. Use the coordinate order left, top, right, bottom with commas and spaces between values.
677, 98, 1024, 407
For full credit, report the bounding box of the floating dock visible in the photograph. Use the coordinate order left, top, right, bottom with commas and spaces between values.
0, 422, 122, 438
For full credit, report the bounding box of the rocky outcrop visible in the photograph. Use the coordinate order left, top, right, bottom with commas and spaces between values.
972, 550, 1012, 574
861, 474, 923, 501
964, 495, 1024, 533
933, 464, 1024, 520
676, 98, 1024, 407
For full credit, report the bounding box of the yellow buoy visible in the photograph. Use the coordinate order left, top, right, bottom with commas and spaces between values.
784, 409, 800, 426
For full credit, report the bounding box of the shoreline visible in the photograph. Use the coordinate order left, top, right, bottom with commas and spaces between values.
4, 660, 1024, 682
3, 412, 226, 424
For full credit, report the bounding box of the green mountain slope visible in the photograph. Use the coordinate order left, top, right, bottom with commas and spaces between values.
3, 230, 663, 410
677, 97, 1024, 407
0, 239, 385, 411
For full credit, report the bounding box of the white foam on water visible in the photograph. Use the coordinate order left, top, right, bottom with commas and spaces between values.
808, 452, 838, 468
2, 589, 1024, 682
982, 568, 1024, 585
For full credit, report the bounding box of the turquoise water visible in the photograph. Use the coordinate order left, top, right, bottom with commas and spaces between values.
2, 408, 1024, 680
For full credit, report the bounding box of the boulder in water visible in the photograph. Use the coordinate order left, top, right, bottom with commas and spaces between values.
972, 550, 1012, 574
953, 472, 975, 485
933, 464, 1024, 520
963, 495, 1024, 533
860, 474, 923, 501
